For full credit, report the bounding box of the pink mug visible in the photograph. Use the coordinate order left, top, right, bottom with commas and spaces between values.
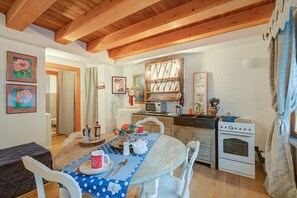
137, 125, 144, 134
91, 150, 110, 169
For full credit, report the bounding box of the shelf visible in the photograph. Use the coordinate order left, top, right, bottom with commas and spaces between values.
146, 77, 180, 82
145, 57, 184, 103
146, 91, 180, 94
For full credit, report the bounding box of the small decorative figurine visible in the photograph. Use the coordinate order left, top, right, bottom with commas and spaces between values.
126, 87, 135, 106
82, 125, 91, 142
94, 121, 101, 139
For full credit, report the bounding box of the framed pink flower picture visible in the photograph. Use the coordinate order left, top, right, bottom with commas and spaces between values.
6, 84, 37, 114
7, 51, 37, 83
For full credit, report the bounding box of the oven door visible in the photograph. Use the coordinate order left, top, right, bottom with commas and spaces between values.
218, 130, 255, 164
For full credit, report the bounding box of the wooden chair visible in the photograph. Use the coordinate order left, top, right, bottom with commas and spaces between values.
21, 156, 82, 198
141, 141, 200, 198
135, 116, 165, 135
63, 131, 83, 148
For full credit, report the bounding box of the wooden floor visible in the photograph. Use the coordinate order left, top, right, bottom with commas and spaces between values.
19, 130, 270, 198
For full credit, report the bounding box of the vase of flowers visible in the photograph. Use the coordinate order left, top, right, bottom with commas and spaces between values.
113, 123, 137, 145
208, 97, 220, 116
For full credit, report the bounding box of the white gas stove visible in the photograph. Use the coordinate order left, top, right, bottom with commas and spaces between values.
218, 118, 255, 179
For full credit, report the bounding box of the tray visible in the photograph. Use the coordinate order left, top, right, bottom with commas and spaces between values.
110, 140, 132, 150
79, 138, 105, 147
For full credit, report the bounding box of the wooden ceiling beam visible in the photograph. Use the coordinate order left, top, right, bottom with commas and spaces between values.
6, 0, 57, 31
108, 3, 274, 59
55, 0, 161, 44
87, 0, 229, 53
87, 0, 271, 53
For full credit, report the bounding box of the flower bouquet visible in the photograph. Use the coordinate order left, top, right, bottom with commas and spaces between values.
113, 124, 138, 145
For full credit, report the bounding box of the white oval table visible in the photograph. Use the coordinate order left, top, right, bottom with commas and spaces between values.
54, 134, 186, 198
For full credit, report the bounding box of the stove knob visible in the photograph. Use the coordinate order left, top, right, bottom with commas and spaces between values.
239, 128, 241, 130
235, 127, 237, 130
228, 126, 233, 130
249, 128, 251, 131
225, 126, 227, 129
244, 128, 246, 130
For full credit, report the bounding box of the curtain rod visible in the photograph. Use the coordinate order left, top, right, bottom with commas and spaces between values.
262, 0, 297, 45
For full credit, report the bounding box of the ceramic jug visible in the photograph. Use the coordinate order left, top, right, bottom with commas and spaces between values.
131, 139, 148, 154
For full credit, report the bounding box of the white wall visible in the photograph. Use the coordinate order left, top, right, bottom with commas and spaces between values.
0, 14, 127, 148
122, 38, 274, 150
184, 42, 274, 150
0, 37, 47, 149
103, 66, 124, 132
122, 65, 145, 109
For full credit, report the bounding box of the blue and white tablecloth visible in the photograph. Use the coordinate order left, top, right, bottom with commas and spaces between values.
60, 133, 160, 198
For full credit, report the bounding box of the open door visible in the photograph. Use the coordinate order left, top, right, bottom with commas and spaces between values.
46, 63, 81, 134
46, 70, 58, 135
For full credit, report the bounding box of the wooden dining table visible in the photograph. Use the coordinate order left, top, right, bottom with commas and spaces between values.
53, 133, 186, 198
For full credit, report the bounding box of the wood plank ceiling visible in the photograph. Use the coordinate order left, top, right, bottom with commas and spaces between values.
0, 0, 274, 60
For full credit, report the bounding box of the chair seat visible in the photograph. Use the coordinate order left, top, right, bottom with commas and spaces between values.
140, 175, 189, 198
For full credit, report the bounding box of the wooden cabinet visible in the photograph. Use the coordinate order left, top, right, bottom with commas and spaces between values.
175, 125, 216, 169
132, 114, 174, 136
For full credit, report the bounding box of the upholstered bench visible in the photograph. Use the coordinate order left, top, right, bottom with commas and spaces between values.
0, 142, 52, 198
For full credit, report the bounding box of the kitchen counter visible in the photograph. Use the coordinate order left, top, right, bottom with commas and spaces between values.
174, 114, 218, 129
132, 112, 219, 169
133, 111, 178, 117
133, 112, 218, 129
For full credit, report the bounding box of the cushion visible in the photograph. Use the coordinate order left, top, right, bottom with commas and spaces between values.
0, 142, 52, 197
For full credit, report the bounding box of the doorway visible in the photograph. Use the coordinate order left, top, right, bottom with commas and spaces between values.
46, 70, 58, 136
45, 62, 81, 138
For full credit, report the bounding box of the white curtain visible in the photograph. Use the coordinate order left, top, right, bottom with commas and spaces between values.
264, 8, 297, 198
85, 67, 98, 126
57, 70, 75, 135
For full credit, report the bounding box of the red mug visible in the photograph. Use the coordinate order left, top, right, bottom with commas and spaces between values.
137, 125, 144, 134
91, 150, 110, 169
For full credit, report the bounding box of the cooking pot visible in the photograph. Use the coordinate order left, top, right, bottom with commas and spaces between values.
221, 114, 239, 122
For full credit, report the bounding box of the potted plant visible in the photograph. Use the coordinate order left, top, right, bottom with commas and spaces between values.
208, 97, 220, 116
113, 123, 137, 145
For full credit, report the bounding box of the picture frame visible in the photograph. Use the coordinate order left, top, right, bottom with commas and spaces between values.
6, 84, 37, 114
133, 74, 145, 104
7, 51, 37, 83
112, 76, 126, 94
193, 72, 208, 114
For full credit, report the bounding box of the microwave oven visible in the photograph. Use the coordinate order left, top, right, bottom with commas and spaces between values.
145, 102, 167, 112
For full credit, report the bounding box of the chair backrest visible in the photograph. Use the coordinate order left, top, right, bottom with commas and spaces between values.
22, 156, 82, 198
63, 131, 83, 147
135, 116, 164, 135
179, 141, 200, 198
